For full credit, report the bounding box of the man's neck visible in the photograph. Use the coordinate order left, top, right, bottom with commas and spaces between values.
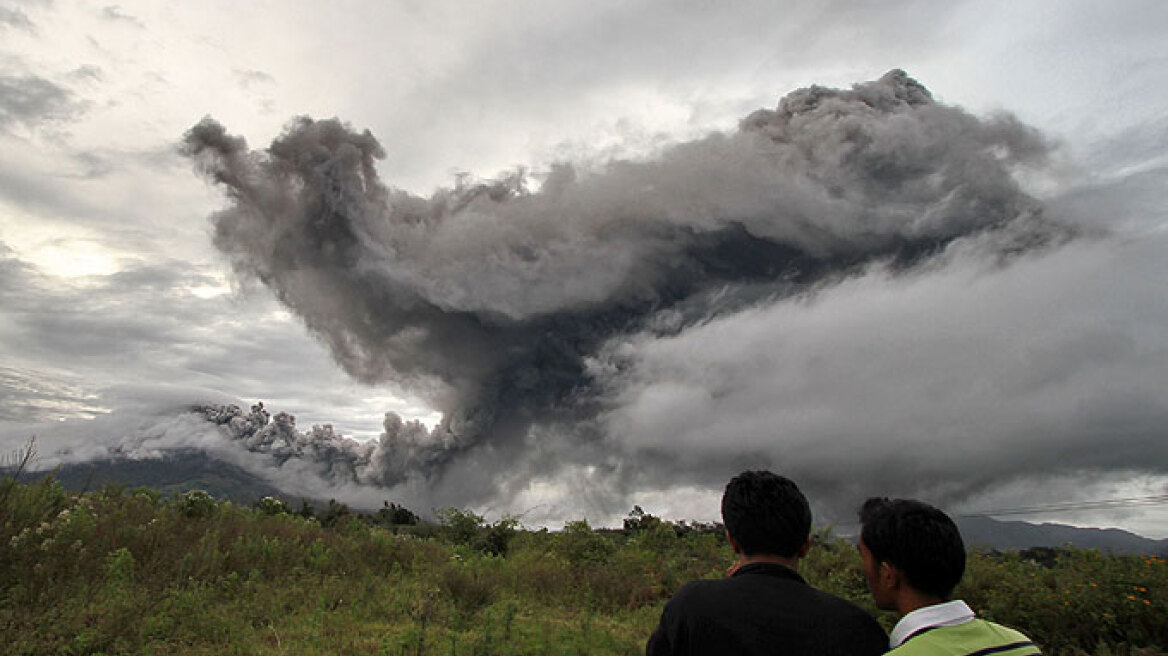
730, 553, 801, 575
896, 591, 947, 617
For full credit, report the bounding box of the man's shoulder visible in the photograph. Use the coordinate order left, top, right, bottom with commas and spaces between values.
975, 619, 1038, 646
804, 585, 882, 618
669, 572, 879, 623
654, 573, 886, 656
890, 619, 1040, 656
663, 575, 737, 606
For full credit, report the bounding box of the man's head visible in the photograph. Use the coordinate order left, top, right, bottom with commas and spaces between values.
858, 497, 966, 609
721, 470, 811, 558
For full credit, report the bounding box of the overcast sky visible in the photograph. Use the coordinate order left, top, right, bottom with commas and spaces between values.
2, 1, 1166, 537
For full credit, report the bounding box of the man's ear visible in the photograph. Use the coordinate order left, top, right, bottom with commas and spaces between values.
726, 529, 741, 555
879, 560, 901, 591
796, 537, 810, 559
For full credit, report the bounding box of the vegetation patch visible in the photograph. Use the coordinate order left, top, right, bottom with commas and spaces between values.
2, 473, 1165, 655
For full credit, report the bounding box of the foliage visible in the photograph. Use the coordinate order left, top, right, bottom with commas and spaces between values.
436, 506, 520, 556
375, 500, 419, 526
1, 477, 1165, 655
255, 495, 291, 516
176, 489, 218, 518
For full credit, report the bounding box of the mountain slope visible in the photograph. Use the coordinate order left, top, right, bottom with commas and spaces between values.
956, 515, 1168, 555
19, 450, 286, 505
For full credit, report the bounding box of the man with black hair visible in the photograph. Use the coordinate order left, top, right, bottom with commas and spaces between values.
646, 471, 886, 656
858, 497, 1042, 655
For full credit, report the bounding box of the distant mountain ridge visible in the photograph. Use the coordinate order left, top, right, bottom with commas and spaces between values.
955, 515, 1168, 556
17, 450, 286, 505
8, 452, 1166, 554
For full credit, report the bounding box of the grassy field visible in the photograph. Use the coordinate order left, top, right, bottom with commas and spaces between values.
1, 474, 1164, 655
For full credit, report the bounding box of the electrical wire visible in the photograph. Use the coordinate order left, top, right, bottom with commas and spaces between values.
956, 494, 1168, 518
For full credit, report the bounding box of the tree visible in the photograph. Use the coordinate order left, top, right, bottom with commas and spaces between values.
376, 500, 419, 526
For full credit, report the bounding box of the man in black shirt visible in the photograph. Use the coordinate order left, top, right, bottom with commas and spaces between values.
646, 471, 887, 656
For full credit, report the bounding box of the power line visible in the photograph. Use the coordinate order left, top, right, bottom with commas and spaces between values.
956, 494, 1168, 518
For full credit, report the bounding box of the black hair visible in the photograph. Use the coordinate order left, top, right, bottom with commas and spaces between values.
859, 497, 966, 599
721, 470, 811, 557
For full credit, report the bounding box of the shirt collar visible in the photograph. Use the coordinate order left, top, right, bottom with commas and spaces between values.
889, 600, 976, 648
732, 561, 806, 584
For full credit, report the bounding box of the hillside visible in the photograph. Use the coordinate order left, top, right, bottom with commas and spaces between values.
956, 515, 1168, 556
39, 450, 286, 505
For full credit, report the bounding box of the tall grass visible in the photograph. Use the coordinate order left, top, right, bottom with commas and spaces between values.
1, 474, 1164, 655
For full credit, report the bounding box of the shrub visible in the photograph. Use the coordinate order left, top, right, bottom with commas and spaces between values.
554, 520, 615, 565
375, 500, 419, 526
255, 495, 291, 516
436, 507, 485, 546
175, 489, 217, 518
436, 507, 519, 555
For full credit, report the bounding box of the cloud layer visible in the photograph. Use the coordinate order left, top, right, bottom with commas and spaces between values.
596, 231, 1168, 503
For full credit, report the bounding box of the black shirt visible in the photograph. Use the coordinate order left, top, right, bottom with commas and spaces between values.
646, 562, 887, 656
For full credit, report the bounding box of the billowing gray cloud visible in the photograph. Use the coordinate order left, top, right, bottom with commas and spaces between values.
182, 71, 1070, 504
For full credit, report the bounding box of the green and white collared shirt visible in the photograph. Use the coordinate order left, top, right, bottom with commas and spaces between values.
890, 600, 977, 647
888, 600, 1041, 656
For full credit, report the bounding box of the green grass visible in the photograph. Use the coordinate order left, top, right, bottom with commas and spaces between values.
1, 474, 1164, 655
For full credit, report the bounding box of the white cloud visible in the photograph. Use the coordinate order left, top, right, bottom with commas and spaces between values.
595, 231, 1168, 521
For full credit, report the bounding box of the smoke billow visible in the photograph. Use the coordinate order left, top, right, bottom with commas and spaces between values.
183, 70, 1069, 503
197, 401, 437, 488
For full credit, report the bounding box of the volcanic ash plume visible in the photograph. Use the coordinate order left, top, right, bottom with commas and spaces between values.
183, 70, 1067, 493
196, 401, 449, 489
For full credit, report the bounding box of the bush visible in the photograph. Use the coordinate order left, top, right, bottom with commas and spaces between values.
175, 489, 217, 518
554, 520, 615, 565
436, 507, 519, 556
374, 500, 419, 526
255, 496, 291, 516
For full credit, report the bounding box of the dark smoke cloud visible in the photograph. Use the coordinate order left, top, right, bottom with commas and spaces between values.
0, 386, 402, 510
183, 70, 1068, 502
196, 401, 438, 489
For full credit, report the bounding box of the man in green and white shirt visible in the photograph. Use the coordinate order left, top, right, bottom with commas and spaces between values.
858, 497, 1042, 656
